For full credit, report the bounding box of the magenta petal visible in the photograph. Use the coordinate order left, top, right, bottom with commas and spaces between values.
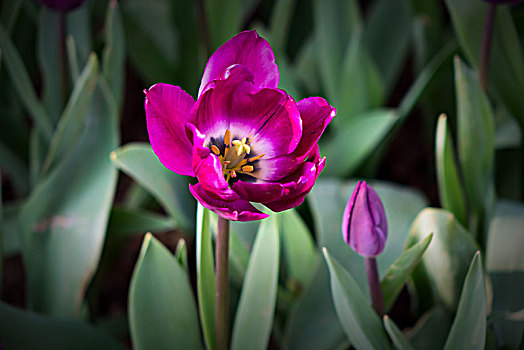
292, 97, 336, 159
145, 84, 196, 176
189, 183, 269, 222
198, 30, 279, 97
232, 180, 297, 203
253, 156, 300, 181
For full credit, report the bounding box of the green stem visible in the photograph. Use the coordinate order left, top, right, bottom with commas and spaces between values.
365, 257, 385, 317
216, 216, 230, 350
479, 3, 496, 92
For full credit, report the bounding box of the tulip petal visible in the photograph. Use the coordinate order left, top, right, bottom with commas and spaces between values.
145, 84, 195, 176
198, 30, 279, 97
189, 183, 269, 222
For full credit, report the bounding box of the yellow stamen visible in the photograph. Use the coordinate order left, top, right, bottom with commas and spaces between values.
224, 147, 229, 157
230, 170, 237, 178
211, 145, 220, 155
224, 129, 231, 145
242, 165, 254, 173
248, 154, 265, 162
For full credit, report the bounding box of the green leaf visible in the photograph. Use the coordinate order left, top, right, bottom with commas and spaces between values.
445, 0, 524, 129
66, 3, 91, 65
406, 309, 451, 350
19, 81, 118, 317
205, 0, 242, 50
0, 139, 28, 195
454, 58, 495, 229
338, 33, 385, 121
196, 204, 216, 350
435, 114, 468, 227
1, 202, 22, 257
487, 200, 524, 272
0, 301, 125, 350
268, 0, 296, 52
38, 8, 62, 122
42, 53, 98, 175
383, 315, 415, 350
397, 41, 457, 120
102, 0, 125, 109
362, 0, 413, 93
314, 0, 361, 102
121, 0, 177, 84
284, 179, 426, 350
322, 109, 398, 177
444, 252, 486, 350
0, 22, 53, 140
129, 234, 202, 350
381, 233, 433, 311
323, 248, 392, 349
175, 238, 188, 270
409, 208, 479, 311
110, 143, 195, 232
66, 35, 80, 82
231, 215, 280, 350
279, 209, 318, 288
107, 207, 175, 238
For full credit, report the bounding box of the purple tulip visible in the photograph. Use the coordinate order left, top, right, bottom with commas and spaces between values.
145, 31, 336, 221
342, 181, 388, 257
36, 0, 86, 12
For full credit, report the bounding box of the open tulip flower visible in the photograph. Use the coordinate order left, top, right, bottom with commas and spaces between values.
145, 30, 336, 221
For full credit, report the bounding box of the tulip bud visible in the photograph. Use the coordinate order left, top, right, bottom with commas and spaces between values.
342, 181, 388, 257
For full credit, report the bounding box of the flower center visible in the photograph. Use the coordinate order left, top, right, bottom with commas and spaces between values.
209, 129, 264, 182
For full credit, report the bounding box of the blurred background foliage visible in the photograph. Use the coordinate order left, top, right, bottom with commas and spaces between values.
0, 0, 523, 349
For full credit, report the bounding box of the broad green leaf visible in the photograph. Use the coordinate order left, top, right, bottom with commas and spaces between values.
409, 208, 479, 311
0, 0, 21, 33
407, 309, 451, 350
42, 53, 98, 175
383, 316, 415, 350
0, 22, 53, 140
121, 0, 177, 84
0, 301, 125, 350
196, 204, 216, 350
285, 179, 426, 350
231, 216, 280, 350
294, 36, 321, 94
322, 109, 398, 177
435, 114, 468, 227
106, 207, 175, 238
19, 81, 118, 317
323, 248, 392, 349
228, 227, 251, 285
2, 203, 22, 257
444, 252, 486, 350
29, 129, 47, 187
38, 8, 62, 122
102, 0, 125, 109
205, 0, 242, 50
279, 209, 318, 288
66, 3, 91, 65
397, 41, 457, 120
314, 0, 361, 102
129, 234, 202, 350
454, 58, 495, 231
110, 143, 195, 232
66, 35, 80, 82
381, 233, 433, 311
338, 33, 384, 121
445, 0, 524, 129
362, 0, 413, 93
487, 200, 524, 272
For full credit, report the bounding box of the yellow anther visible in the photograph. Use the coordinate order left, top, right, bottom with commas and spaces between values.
224, 129, 231, 145
242, 165, 254, 173
224, 147, 229, 157
248, 154, 264, 162
211, 145, 220, 155
230, 170, 237, 178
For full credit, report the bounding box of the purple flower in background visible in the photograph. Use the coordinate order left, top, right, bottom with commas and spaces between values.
36, 0, 86, 12
145, 31, 336, 221
342, 181, 388, 257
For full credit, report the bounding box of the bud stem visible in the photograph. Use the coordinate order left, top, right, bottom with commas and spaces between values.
365, 257, 385, 317
216, 216, 230, 350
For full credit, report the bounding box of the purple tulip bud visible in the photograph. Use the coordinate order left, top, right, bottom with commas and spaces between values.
342, 181, 388, 257
36, 0, 86, 12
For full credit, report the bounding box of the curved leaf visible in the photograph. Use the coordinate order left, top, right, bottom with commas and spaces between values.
383, 315, 415, 350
